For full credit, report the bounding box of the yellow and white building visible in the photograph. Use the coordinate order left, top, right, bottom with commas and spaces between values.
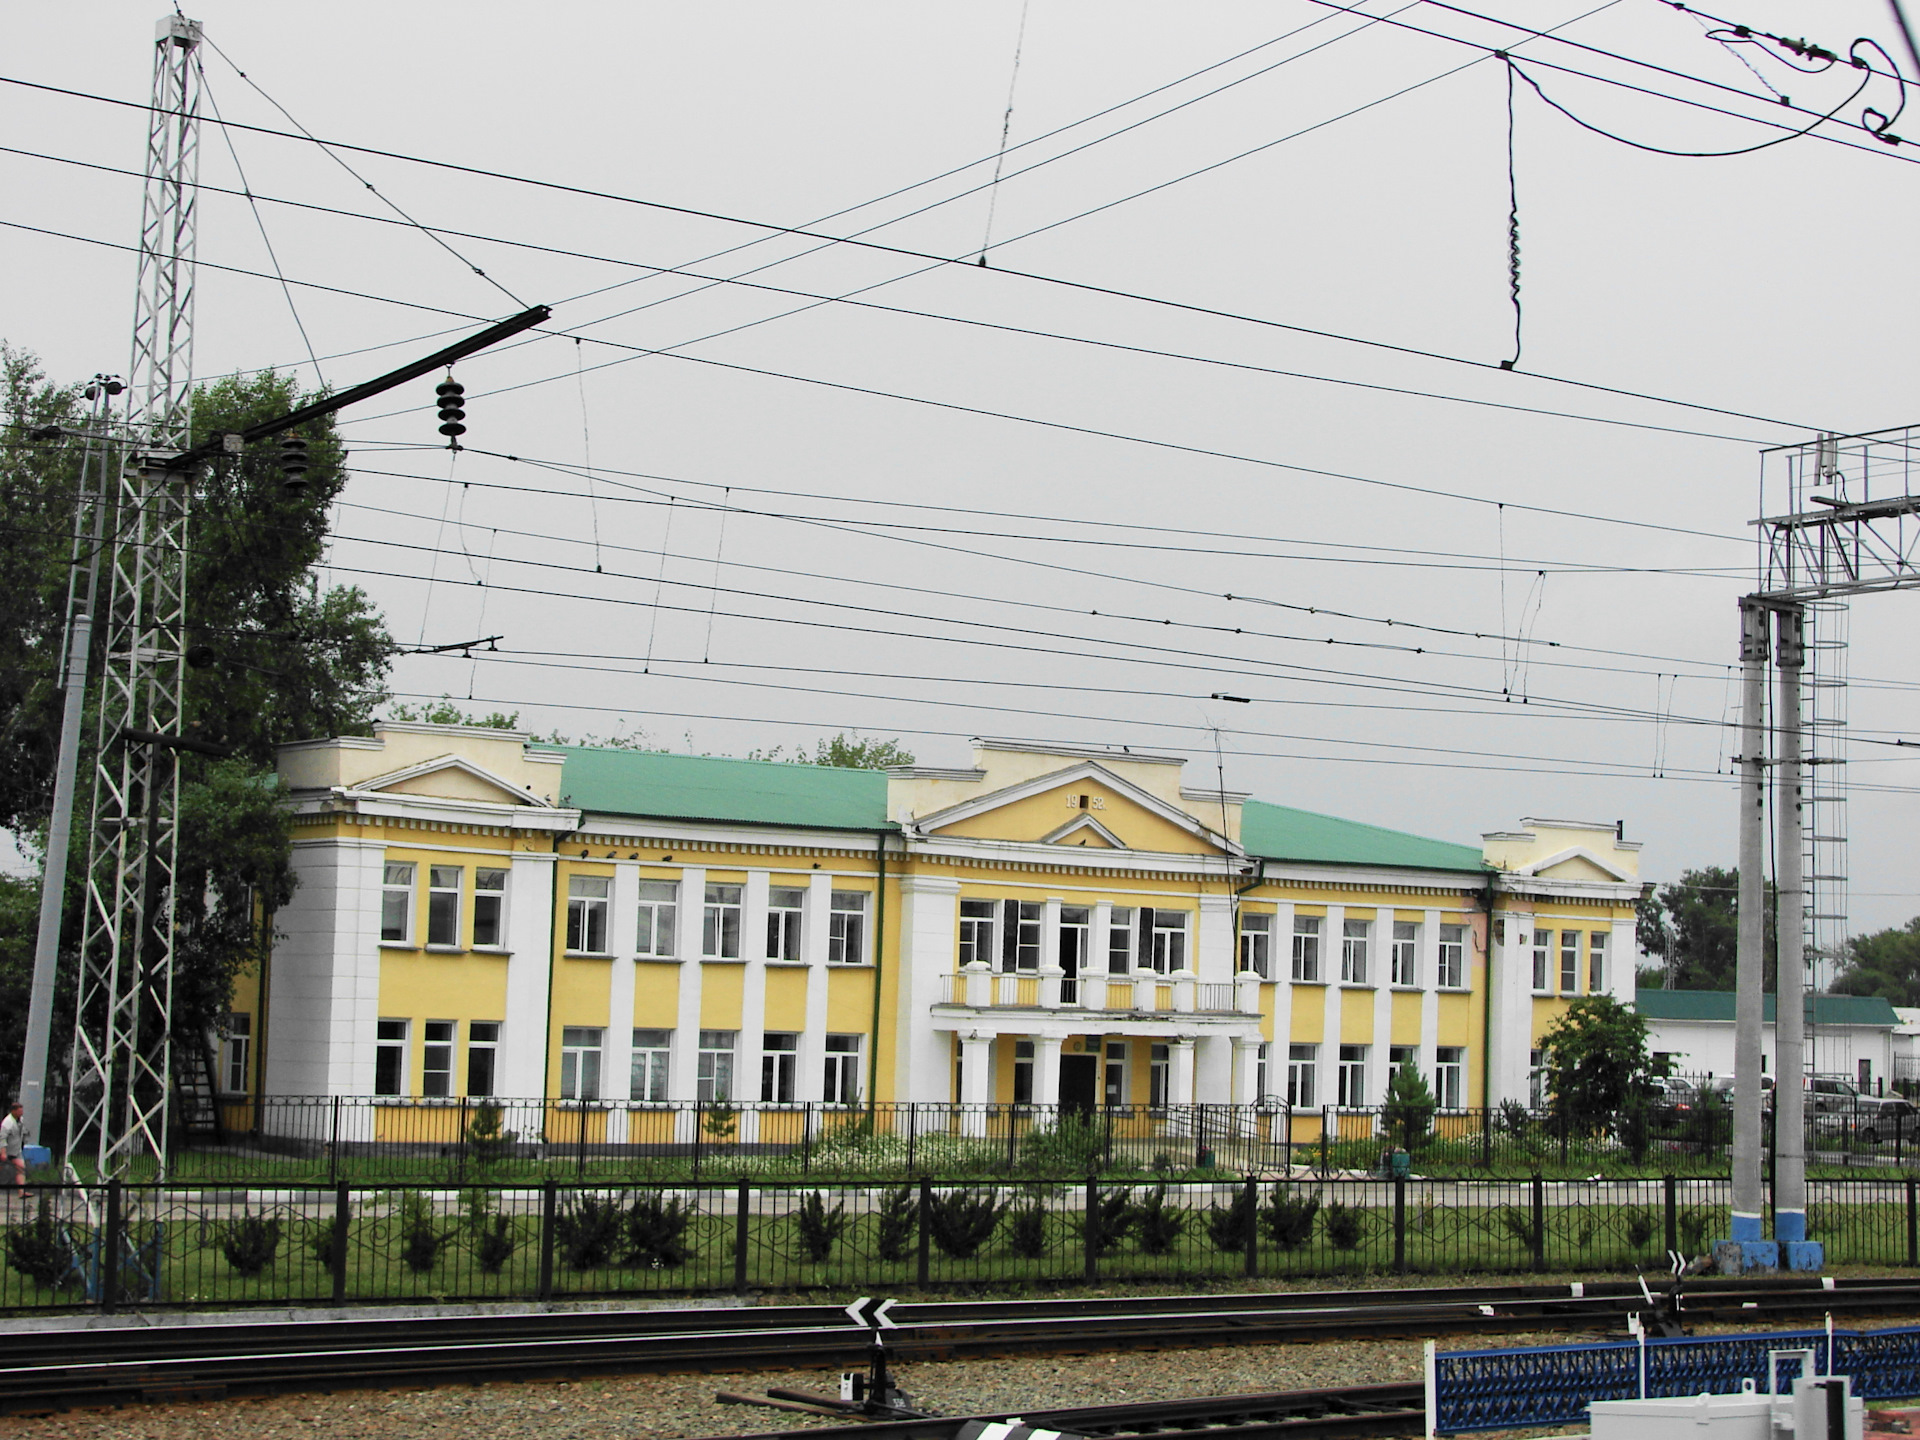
226, 722, 1645, 1128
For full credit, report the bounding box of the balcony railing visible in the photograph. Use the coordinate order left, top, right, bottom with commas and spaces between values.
937, 971, 1257, 1015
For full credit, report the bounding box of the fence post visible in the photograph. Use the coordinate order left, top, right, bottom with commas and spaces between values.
331, 1183, 350, 1305
100, 1179, 122, 1313
906, 1103, 917, 1173
537, 1178, 556, 1301
578, 1105, 588, 1177
1907, 1178, 1918, 1268
916, 1177, 932, 1287
456, 1097, 470, 1185
1242, 1174, 1259, 1279
1482, 1107, 1493, 1170
329, 1095, 342, 1186
734, 1179, 751, 1295
1393, 1174, 1407, 1274
803, 1102, 812, 1175
1557, 1107, 1568, 1166
1530, 1174, 1546, 1273
1320, 1107, 1330, 1177
693, 1100, 703, 1180
1084, 1174, 1099, 1283
1006, 1110, 1018, 1174
1664, 1173, 1678, 1259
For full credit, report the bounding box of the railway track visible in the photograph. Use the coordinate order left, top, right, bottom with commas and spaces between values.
1, 1274, 1916, 1415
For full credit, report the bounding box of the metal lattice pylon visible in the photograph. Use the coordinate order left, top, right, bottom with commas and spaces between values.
66, 15, 203, 1178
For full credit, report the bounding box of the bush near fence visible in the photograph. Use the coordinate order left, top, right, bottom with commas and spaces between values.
6, 1173, 1920, 1313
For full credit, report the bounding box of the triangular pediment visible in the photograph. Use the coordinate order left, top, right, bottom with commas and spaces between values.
1520, 846, 1631, 883
912, 761, 1238, 856
352, 754, 554, 808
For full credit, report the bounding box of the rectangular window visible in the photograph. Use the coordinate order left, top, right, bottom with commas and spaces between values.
472, 868, 507, 948
422, 1020, 455, 1098
760, 1032, 799, 1103
1150, 910, 1189, 974
958, 899, 997, 967
427, 866, 462, 946
631, 1028, 671, 1102
1255, 1042, 1269, 1104
1108, 907, 1135, 975
767, 886, 805, 961
1531, 930, 1551, 992
703, 884, 743, 959
1286, 1043, 1318, 1109
1338, 1044, 1367, 1108
697, 1029, 737, 1103
829, 891, 867, 964
1589, 932, 1608, 993
1391, 921, 1418, 986
824, 1034, 862, 1104
467, 1022, 499, 1097
1559, 931, 1579, 993
380, 862, 415, 943
1389, 1043, 1418, 1073
1103, 1040, 1128, 1107
1437, 925, 1466, 988
636, 880, 678, 959
1059, 906, 1090, 1002
1013, 1039, 1035, 1106
566, 875, 610, 955
221, 1013, 250, 1094
1435, 1046, 1465, 1110
375, 1018, 407, 1097
1292, 916, 1322, 982
560, 1026, 604, 1101
1001, 899, 1042, 972
1239, 913, 1272, 978
1528, 1047, 1545, 1109
1341, 919, 1370, 985
1149, 1042, 1171, 1111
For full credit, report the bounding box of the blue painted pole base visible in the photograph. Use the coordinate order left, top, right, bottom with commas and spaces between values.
1713, 1238, 1780, 1273
1782, 1240, 1825, 1271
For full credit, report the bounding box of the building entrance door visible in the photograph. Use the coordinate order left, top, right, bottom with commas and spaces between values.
1059, 1053, 1098, 1114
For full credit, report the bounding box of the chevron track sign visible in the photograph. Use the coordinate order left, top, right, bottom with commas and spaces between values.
846, 1296, 898, 1330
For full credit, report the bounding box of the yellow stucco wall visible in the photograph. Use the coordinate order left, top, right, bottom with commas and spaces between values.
699, 962, 746, 1030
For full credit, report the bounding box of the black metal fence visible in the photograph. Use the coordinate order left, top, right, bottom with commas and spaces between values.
2, 1172, 1916, 1313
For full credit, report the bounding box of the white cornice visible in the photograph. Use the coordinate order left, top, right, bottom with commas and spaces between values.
322, 788, 581, 832
912, 759, 1242, 857
353, 753, 555, 809
1039, 813, 1131, 849
974, 737, 1185, 766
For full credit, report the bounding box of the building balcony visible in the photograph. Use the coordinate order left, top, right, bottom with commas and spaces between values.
936, 970, 1258, 1016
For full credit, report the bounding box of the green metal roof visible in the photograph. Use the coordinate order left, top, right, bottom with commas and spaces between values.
1241, 799, 1488, 873
552, 747, 888, 831
1635, 988, 1901, 1027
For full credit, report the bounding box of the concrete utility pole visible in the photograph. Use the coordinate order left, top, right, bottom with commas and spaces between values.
1728, 598, 1769, 1258
1772, 606, 1807, 1250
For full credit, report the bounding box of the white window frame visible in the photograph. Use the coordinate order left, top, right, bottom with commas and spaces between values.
1291, 916, 1322, 983
1337, 1043, 1367, 1108
1255, 1042, 1270, 1104
1388, 1043, 1418, 1075
467, 1021, 500, 1097
761, 1032, 799, 1103
1434, 1046, 1465, 1110
1589, 932, 1608, 993
425, 866, 462, 947
1531, 930, 1551, 993
472, 868, 507, 949
380, 862, 415, 944
1013, 1038, 1036, 1106
828, 891, 867, 965
1559, 930, 1579, 993
703, 883, 744, 959
1527, 1047, 1546, 1109
1437, 924, 1466, 989
1148, 1042, 1171, 1112
1391, 921, 1418, 986
1103, 1040, 1129, 1108
1150, 910, 1189, 974
767, 886, 805, 962
422, 1019, 455, 1098
221, 1013, 250, 1095
1341, 918, 1370, 985
1239, 913, 1272, 978
1003, 899, 1042, 973
958, 898, 996, 967
823, 1034, 863, 1104
631, 1028, 671, 1102
636, 880, 678, 959
697, 1029, 737, 1103
560, 1026, 604, 1101
1286, 1043, 1318, 1108
1107, 907, 1135, 975
375, 1018, 408, 1097
1059, 906, 1090, 1000
567, 875, 611, 955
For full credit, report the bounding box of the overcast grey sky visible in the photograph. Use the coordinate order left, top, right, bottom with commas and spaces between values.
5, 1, 1917, 936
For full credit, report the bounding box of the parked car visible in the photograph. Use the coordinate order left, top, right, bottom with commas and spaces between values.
1808, 1075, 1863, 1115
1816, 1094, 1916, 1145
1648, 1077, 1697, 1112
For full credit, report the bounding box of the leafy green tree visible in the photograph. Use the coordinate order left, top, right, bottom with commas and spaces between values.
1539, 995, 1671, 1132
1833, 917, 1920, 1007
387, 697, 521, 729
1635, 866, 1776, 990
748, 734, 915, 768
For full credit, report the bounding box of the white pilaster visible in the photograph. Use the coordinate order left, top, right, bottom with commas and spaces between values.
1322, 904, 1344, 1095
1197, 894, 1233, 985
499, 850, 557, 1100
606, 863, 639, 1110
1194, 1033, 1232, 1105
268, 835, 384, 1098
1034, 1031, 1064, 1107
959, 1030, 993, 1135
1370, 920, 1394, 1105
802, 873, 833, 1100
897, 876, 960, 1103
668, 867, 706, 1115
1418, 907, 1442, 1082
1168, 1038, 1196, 1107
1269, 899, 1295, 1086
737, 870, 771, 1142
1039, 896, 1063, 1008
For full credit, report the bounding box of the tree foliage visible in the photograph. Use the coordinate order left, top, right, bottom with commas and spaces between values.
748, 734, 916, 769
1538, 994, 1670, 1131
1635, 866, 1776, 991
1833, 917, 1920, 1007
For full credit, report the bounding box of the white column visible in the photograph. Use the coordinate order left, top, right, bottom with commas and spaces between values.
605, 862, 639, 1142
1194, 1032, 1232, 1104
897, 877, 960, 1104
1034, 1031, 1064, 1107
271, 834, 383, 1098
1232, 1036, 1262, 1106
1196, 894, 1233, 985
1609, 916, 1636, 1005
959, 1030, 994, 1136
1418, 906, 1442, 1082
1322, 904, 1345, 1101
668, 867, 706, 1136
1039, 897, 1063, 1008
802, 874, 832, 1101
498, 850, 557, 1100
1370, 919, 1394, 1105
736, 870, 771, 1143
1269, 899, 1296, 1088
1091, 901, 1114, 1010
1168, 1038, 1196, 1107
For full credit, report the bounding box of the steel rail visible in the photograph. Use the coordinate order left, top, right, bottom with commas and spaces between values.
3, 1277, 1919, 1414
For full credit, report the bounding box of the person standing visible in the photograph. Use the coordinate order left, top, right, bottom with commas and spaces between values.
0, 1102, 26, 1196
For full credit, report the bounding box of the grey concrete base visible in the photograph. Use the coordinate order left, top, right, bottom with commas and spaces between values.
0, 1294, 745, 1335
